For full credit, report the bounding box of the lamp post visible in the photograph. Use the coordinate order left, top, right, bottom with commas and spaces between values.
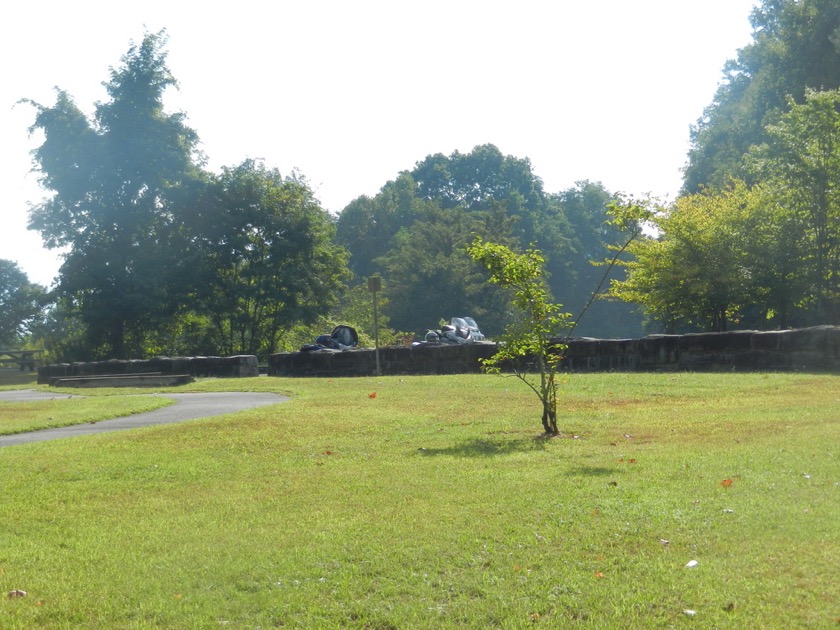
368, 276, 381, 376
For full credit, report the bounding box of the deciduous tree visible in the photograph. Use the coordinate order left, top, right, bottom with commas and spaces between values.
24, 31, 203, 358
192, 160, 350, 357
467, 238, 571, 435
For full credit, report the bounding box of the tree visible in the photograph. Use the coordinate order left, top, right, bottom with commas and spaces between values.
191, 161, 350, 357
24, 30, 204, 358
748, 89, 840, 323
467, 238, 571, 435
0, 260, 47, 347
335, 173, 435, 280
377, 205, 510, 335
546, 181, 644, 337
609, 183, 777, 331
683, 0, 840, 193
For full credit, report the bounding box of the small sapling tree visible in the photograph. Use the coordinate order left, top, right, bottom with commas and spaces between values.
467, 238, 570, 434
468, 197, 652, 435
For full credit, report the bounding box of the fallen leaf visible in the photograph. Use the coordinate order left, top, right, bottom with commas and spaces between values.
323, 450, 333, 455
368, 392, 377, 399
720, 479, 734, 487
594, 571, 605, 579
628, 458, 637, 464
723, 602, 735, 612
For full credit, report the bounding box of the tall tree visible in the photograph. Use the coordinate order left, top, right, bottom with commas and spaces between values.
546, 181, 644, 337
192, 161, 350, 357
376, 204, 511, 335
683, 0, 840, 193
24, 31, 203, 358
748, 88, 840, 323
335, 173, 434, 280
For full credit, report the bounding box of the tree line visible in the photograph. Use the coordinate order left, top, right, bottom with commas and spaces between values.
2, 0, 838, 361
616, 0, 840, 331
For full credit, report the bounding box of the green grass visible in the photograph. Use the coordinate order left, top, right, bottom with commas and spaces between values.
0, 372, 837, 628
0, 396, 174, 435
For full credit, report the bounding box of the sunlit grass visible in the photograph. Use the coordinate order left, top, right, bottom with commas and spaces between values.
0, 395, 174, 435
0, 372, 837, 628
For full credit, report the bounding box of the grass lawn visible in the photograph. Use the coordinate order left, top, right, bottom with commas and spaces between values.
0, 372, 837, 628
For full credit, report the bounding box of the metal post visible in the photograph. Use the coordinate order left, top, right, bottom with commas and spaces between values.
368, 276, 382, 376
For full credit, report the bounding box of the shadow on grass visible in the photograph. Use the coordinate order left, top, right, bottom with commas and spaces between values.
416, 437, 548, 457
565, 466, 619, 476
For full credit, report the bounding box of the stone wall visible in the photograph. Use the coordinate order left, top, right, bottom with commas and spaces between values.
268, 343, 499, 377
37, 355, 259, 385
559, 325, 840, 372
268, 326, 840, 377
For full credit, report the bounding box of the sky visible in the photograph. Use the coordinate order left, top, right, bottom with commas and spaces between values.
2, 1, 758, 287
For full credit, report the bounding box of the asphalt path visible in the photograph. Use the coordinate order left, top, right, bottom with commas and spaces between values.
0, 389, 289, 447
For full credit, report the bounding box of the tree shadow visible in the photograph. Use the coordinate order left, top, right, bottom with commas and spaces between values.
565, 466, 619, 476
416, 437, 548, 458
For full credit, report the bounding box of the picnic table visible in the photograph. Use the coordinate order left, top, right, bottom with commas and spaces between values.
0, 350, 39, 371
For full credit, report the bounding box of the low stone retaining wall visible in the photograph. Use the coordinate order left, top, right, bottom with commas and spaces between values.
559, 325, 840, 372
37, 355, 259, 385
268, 326, 840, 376
268, 343, 498, 377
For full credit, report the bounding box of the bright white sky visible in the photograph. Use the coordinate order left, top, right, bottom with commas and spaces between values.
2, 0, 758, 287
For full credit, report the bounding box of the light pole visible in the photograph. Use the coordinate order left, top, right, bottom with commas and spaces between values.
368, 276, 381, 376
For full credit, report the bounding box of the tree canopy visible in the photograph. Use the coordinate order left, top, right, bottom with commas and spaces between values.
337, 146, 641, 338
683, 0, 840, 193
25, 31, 203, 358
0, 260, 46, 347
23, 31, 348, 360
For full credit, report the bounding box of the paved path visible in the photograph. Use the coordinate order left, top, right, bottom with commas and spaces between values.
0, 390, 289, 447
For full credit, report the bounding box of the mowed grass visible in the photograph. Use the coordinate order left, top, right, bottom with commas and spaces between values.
0, 372, 837, 628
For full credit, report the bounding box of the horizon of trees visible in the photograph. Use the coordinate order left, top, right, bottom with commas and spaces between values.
3, 0, 838, 362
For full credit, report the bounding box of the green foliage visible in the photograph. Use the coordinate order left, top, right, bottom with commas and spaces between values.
188, 160, 350, 358
24, 30, 203, 359
275, 281, 408, 352
684, 0, 840, 192
22, 33, 350, 361
610, 183, 782, 331
468, 237, 571, 434
338, 145, 640, 338
748, 88, 840, 323
0, 260, 47, 347
377, 205, 512, 335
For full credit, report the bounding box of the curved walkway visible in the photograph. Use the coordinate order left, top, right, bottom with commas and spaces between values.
0, 390, 289, 447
